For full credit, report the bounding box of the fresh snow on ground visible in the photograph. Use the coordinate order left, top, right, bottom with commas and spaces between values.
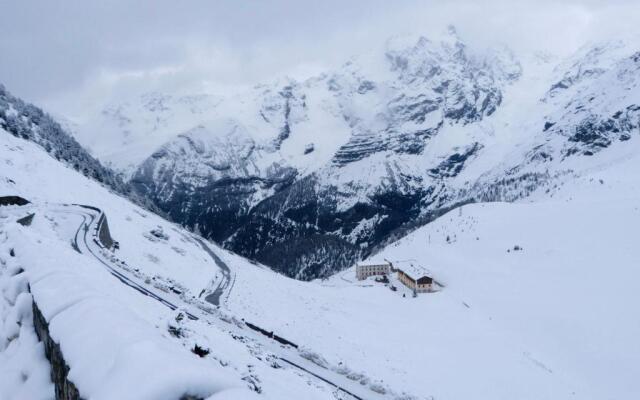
0, 233, 53, 400
0, 129, 390, 399
223, 147, 640, 399
3, 222, 249, 400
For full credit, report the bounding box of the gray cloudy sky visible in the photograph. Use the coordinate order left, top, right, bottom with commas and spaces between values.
1, 0, 638, 117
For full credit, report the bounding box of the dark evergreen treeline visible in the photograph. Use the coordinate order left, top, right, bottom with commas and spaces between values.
0, 84, 155, 210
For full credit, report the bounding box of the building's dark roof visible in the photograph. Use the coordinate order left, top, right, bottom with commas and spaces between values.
417, 276, 433, 285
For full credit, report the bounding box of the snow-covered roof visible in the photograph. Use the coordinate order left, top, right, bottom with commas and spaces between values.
392, 260, 432, 279
356, 261, 390, 267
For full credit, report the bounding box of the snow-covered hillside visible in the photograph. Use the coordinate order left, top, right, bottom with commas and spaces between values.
0, 129, 406, 399
330, 145, 640, 399
219, 142, 640, 399
0, 84, 125, 194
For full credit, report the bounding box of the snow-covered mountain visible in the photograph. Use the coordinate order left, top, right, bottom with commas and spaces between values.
68, 92, 224, 173
3, 87, 640, 399
69, 28, 640, 280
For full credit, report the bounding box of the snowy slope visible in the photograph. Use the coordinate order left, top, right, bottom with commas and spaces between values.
0, 129, 403, 399
0, 84, 126, 194
216, 145, 640, 399
1, 223, 249, 400
336, 149, 640, 399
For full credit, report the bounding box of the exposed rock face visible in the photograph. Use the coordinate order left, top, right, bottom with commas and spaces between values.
540, 42, 640, 158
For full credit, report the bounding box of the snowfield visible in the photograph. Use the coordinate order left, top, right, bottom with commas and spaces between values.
223, 146, 640, 399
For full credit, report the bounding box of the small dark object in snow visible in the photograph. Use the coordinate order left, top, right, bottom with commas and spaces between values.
231, 334, 246, 342
375, 274, 389, 283
242, 374, 262, 393
304, 143, 315, 154
149, 227, 169, 240
168, 325, 183, 338
175, 313, 185, 322
0, 195, 30, 206
270, 361, 282, 369
179, 395, 204, 400
513, 245, 523, 251
192, 344, 209, 357
17, 213, 35, 226
9, 248, 15, 257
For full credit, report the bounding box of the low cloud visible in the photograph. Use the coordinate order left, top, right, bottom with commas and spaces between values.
0, 0, 638, 118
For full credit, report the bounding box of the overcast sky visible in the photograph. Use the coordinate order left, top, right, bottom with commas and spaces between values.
1, 0, 638, 118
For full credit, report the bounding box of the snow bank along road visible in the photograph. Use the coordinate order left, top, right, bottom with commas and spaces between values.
45, 203, 384, 400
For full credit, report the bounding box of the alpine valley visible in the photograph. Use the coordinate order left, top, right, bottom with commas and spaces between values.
66, 27, 640, 280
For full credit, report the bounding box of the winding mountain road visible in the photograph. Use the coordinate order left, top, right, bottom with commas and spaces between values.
193, 237, 231, 306
45, 203, 386, 400
59, 206, 199, 319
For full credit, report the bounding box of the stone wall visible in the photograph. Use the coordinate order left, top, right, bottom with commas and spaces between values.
31, 301, 83, 400
96, 213, 114, 249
